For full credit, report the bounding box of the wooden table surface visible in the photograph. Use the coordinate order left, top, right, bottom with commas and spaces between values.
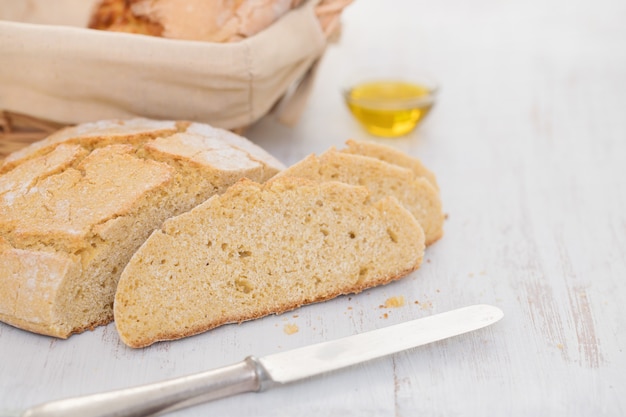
1, 0, 625, 415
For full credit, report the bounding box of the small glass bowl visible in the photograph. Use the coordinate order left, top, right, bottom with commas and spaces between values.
343, 74, 439, 138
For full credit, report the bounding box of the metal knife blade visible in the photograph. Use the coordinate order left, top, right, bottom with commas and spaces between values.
260, 303, 503, 384
21, 304, 503, 417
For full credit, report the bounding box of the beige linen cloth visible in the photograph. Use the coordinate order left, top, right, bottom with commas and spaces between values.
0, 0, 327, 129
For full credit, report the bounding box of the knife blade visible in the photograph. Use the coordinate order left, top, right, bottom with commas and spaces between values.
21, 304, 503, 417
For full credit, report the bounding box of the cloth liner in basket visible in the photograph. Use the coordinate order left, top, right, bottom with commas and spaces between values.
0, 0, 341, 131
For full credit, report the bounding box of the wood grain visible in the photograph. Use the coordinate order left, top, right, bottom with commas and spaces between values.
1, 0, 625, 415
0, 111, 65, 158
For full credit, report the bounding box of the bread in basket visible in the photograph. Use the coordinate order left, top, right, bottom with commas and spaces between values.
0, 0, 352, 150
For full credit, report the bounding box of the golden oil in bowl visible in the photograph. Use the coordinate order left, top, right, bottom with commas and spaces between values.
344, 80, 437, 137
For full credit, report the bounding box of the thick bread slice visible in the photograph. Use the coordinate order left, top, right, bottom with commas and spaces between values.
0, 119, 283, 338
115, 177, 425, 348
341, 139, 439, 190
273, 148, 444, 245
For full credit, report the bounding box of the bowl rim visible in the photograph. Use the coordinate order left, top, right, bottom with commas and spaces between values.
342, 77, 439, 109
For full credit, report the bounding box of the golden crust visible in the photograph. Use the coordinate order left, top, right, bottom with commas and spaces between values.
342, 139, 440, 191
88, 0, 164, 37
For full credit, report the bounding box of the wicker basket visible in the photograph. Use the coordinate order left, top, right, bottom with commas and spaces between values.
0, 0, 352, 159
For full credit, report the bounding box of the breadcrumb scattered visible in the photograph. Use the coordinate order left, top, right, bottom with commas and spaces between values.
283, 323, 299, 335
384, 296, 405, 308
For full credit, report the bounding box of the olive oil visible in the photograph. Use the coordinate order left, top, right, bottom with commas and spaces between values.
345, 81, 435, 137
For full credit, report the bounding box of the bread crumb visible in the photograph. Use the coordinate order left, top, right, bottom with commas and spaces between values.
382, 313, 389, 319
384, 296, 405, 308
283, 323, 299, 335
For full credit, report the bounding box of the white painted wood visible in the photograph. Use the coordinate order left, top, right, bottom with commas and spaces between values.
2, 0, 625, 415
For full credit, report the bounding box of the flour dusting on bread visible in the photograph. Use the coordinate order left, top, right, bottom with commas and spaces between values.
0, 119, 283, 338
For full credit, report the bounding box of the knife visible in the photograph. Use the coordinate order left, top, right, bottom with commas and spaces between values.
20, 304, 503, 417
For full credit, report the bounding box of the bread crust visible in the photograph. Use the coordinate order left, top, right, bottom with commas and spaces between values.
342, 139, 440, 191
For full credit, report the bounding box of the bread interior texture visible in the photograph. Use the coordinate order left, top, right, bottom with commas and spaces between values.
273, 148, 444, 245
115, 177, 425, 348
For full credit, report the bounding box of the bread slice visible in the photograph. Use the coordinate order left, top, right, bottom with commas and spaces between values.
115, 177, 425, 348
272, 147, 444, 245
0, 119, 283, 338
341, 139, 439, 191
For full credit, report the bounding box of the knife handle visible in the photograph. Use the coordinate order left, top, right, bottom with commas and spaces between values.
21, 356, 270, 417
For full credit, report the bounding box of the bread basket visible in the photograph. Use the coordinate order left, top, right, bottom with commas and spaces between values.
0, 0, 351, 157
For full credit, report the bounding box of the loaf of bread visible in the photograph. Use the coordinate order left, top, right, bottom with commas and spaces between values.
88, 0, 304, 42
115, 177, 425, 347
272, 143, 444, 245
0, 118, 283, 338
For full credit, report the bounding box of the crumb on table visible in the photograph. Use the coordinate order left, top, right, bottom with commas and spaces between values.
283, 323, 299, 335
383, 296, 405, 308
